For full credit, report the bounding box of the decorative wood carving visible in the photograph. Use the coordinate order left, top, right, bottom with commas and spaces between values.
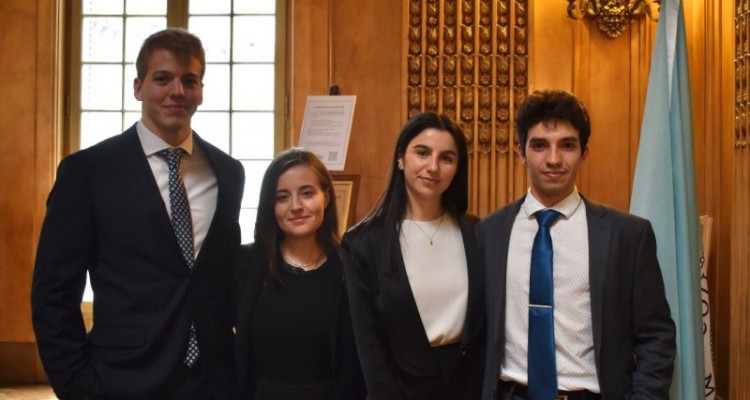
566, 0, 661, 38
407, 0, 528, 215
732, 2, 750, 399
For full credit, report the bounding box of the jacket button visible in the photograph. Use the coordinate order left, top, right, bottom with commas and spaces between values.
460, 349, 467, 357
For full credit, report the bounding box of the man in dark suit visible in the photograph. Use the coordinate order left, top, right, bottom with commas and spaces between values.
31, 28, 244, 399
478, 90, 676, 399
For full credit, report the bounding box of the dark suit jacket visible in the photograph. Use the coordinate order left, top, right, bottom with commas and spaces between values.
31, 125, 245, 399
341, 214, 485, 400
233, 244, 366, 399
477, 196, 676, 399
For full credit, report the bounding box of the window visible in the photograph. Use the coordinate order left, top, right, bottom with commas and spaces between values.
70, 0, 284, 301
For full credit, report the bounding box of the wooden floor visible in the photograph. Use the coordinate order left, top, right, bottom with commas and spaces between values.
0, 385, 55, 400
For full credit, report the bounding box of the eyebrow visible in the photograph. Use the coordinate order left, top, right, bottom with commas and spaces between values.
412, 144, 458, 156
151, 70, 200, 78
276, 184, 316, 193
528, 136, 579, 143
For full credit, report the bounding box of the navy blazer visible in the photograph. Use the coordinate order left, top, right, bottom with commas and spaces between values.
32, 125, 245, 399
477, 196, 676, 399
233, 244, 366, 399
341, 214, 485, 400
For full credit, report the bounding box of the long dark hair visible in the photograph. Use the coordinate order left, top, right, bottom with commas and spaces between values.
358, 112, 468, 273
254, 148, 339, 282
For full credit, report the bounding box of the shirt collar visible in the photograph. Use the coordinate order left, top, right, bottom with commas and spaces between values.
136, 120, 194, 156
521, 187, 582, 220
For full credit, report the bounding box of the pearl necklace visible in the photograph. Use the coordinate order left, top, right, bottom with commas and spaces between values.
282, 250, 326, 271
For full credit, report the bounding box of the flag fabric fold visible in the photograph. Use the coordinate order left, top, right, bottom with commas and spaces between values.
629, 0, 705, 398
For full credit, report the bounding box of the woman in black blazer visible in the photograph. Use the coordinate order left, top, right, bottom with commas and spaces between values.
341, 113, 484, 399
234, 148, 366, 399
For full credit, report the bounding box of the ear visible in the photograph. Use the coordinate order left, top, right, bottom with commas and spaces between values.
515, 144, 526, 166
581, 144, 590, 162
197, 81, 204, 106
397, 156, 404, 170
134, 78, 143, 101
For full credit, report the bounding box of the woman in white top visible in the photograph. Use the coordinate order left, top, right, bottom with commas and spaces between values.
341, 113, 484, 400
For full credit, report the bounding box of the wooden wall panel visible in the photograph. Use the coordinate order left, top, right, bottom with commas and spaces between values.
329, 0, 403, 220
719, 1, 736, 398
731, 2, 750, 398
289, 0, 403, 221
287, 0, 330, 147
0, 0, 39, 345
584, 31, 637, 211
685, 0, 734, 397
0, 0, 62, 384
528, 3, 575, 92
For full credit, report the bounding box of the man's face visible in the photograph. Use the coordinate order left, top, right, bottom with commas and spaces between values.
134, 49, 203, 145
519, 119, 588, 207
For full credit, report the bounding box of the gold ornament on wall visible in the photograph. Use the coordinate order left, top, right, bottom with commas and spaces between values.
566, 0, 661, 38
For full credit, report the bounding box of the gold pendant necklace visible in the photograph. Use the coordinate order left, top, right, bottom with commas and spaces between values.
411, 214, 445, 246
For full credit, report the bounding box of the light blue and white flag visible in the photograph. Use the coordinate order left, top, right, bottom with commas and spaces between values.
629, 0, 705, 398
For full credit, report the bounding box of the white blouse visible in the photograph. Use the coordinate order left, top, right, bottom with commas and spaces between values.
400, 215, 468, 346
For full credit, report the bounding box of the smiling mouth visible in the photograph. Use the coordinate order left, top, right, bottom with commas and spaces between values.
419, 176, 440, 184
543, 171, 566, 178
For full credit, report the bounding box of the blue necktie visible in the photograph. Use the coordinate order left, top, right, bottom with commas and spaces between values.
528, 209, 561, 399
159, 148, 199, 367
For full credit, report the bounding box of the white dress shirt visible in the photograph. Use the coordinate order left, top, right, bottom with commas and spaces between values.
136, 121, 217, 259
501, 188, 600, 392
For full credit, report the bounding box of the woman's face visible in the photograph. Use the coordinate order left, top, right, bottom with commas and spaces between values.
274, 165, 328, 240
398, 128, 459, 206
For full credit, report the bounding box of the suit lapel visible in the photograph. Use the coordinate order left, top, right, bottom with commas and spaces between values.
487, 198, 524, 351
193, 131, 219, 269
458, 215, 483, 347
583, 196, 610, 374
236, 247, 266, 334
118, 126, 187, 265
191, 133, 231, 269
380, 227, 440, 374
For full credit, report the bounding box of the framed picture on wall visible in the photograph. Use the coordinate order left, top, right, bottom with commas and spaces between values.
331, 174, 359, 235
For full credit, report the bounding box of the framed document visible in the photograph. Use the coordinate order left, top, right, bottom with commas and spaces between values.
299, 95, 356, 171
331, 174, 359, 234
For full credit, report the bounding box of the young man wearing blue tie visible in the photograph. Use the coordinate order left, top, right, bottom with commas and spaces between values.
478, 90, 676, 399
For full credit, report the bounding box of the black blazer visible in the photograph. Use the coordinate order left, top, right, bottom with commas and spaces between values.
341, 214, 485, 400
32, 125, 245, 399
477, 196, 676, 399
233, 243, 366, 399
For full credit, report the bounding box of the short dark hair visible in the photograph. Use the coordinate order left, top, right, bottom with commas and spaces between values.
135, 28, 206, 81
254, 148, 339, 283
514, 90, 591, 155
359, 112, 468, 273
